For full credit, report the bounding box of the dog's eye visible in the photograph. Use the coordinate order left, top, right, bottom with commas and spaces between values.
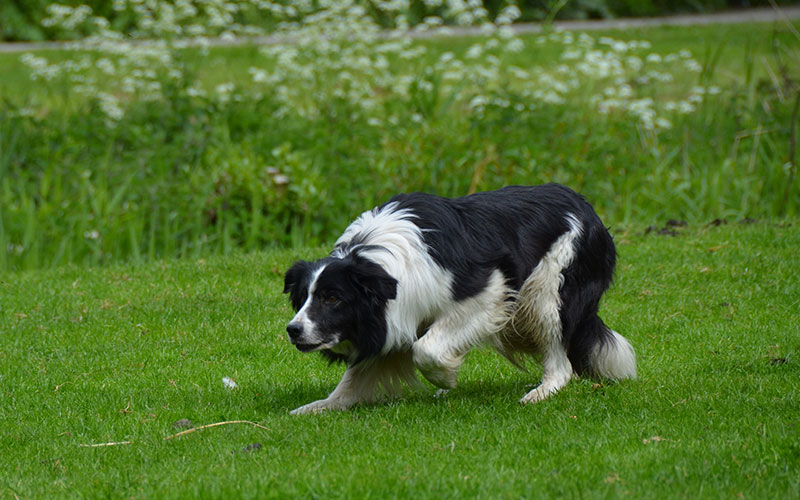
325, 295, 339, 304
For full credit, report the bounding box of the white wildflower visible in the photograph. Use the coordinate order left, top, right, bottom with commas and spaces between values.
465, 44, 483, 59
96, 58, 115, 74
678, 101, 695, 114
497, 4, 521, 24
625, 56, 643, 72
656, 117, 672, 129
645, 53, 662, 64
215, 82, 235, 102
469, 95, 488, 109
439, 52, 455, 64
684, 59, 702, 72
612, 41, 628, 53
497, 26, 515, 40
577, 33, 594, 48
97, 92, 124, 121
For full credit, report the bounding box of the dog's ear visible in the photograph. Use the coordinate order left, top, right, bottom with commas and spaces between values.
284, 260, 314, 311
348, 258, 397, 362
350, 259, 398, 304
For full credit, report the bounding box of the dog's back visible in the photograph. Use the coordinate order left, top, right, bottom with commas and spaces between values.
386, 184, 635, 398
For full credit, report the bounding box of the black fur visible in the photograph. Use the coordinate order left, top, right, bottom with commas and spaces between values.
284, 253, 397, 363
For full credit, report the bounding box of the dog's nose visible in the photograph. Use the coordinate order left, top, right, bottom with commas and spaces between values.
286, 323, 303, 339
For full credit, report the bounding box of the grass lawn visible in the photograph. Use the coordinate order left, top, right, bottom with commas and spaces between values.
2, 220, 798, 498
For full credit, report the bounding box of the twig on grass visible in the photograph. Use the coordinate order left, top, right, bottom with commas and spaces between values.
163, 420, 270, 440
79, 441, 133, 447
78, 420, 270, 447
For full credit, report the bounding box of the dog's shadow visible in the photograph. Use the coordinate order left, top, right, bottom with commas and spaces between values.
254, 377, 537, 415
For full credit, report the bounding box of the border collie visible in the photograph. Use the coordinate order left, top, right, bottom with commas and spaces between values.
283, 184, 635, 414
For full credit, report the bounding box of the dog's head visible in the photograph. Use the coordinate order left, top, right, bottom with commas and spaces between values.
283, 254, 398, 361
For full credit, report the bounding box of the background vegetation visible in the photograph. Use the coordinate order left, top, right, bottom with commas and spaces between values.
3, 0, 799, 42
2, 7, 799, 271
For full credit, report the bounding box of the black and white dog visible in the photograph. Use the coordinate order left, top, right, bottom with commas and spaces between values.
283, 184, 635, 414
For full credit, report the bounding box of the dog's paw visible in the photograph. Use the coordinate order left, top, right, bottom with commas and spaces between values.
520, 379, 570, 404
416, 362, 459, 390
290, 399, 337, 415
519, 385, 554, 404
412, 344, 460, 390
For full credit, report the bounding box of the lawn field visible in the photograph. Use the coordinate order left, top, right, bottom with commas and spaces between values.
2, 221, 798, 499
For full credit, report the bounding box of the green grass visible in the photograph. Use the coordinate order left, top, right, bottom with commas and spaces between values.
2, 221, 798, 499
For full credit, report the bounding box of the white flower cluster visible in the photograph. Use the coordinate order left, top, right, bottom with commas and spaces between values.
251, 5, 716, 133
24, 1, 261, 125
22, 1, 718, 134
252, 0, 527, 124
21, 41, 183, 126
42, 3, 110, 33
529, 31, 714, 131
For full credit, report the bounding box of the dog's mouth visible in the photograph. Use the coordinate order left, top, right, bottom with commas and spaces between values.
294, 342, 322, 352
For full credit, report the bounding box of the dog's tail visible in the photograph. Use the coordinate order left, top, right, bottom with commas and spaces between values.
586, 322, 637, 380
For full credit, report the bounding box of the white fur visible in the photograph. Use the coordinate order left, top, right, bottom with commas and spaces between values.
412, 269, 512, 389
590, 329, 637, 380
288, 265, 331, 349
336, 203, 456, 354
513, 214, 583, 404
290, 351, 417, 415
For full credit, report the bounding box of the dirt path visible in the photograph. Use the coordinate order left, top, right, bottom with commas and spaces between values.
1, 5, 798, 53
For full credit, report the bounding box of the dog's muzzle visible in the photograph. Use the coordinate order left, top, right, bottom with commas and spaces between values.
286, 322, 321, 352
286, 322, 303, 340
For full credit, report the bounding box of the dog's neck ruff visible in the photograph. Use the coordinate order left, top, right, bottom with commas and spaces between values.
331, 202, 454, 354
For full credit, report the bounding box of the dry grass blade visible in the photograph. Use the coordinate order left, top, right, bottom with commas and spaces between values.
79, 441, 133, 447
163, 420, 270, 440
78, 421, 270, 447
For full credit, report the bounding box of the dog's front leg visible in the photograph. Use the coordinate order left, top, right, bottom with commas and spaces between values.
413, 270, 510, 389
290, 365, 368, 414
291, 366, 371, 415
412, 330, 464, 390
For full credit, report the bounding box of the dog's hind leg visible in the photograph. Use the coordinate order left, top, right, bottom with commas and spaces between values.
513, 273, 574, 404
515, 216, 583, 404
519, 338, 574, 404
413, 270, 511, 389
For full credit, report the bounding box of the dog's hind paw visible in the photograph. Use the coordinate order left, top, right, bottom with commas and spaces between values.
519, 385, 556, 404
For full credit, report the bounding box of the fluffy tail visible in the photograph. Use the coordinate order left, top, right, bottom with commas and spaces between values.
589, 328, 637, 380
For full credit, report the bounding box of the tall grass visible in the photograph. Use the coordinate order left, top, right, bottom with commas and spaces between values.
1, 14, 799, 271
